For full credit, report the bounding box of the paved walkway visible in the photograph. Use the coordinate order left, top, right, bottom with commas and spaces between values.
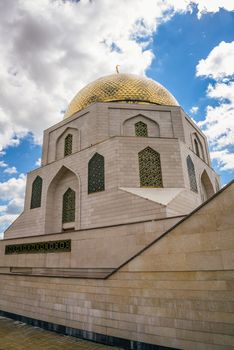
0, 317, 123, 350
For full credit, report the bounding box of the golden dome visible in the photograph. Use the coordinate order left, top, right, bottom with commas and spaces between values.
64, 73, 179, 119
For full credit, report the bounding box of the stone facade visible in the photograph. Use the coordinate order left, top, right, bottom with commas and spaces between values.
0, 182, 233, 349
0, 95, 231, 349
5, 102, 219, 239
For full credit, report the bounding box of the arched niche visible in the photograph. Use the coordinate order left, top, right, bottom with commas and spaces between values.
56, 127, 79, 160
201, 170, 215, 202
123, 114, 160, 137
192, 132, 205, 161
45, 166, 80, 233
215, 178, 220, 192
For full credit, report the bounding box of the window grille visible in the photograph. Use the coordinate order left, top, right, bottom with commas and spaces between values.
135, 121, 148, 137
30, 176, 42, 209
88, 153, 105, 194
64, 134, 73, 156
62, 188, 75, 223
139, 147, 163, 187
187, 155, 198, 192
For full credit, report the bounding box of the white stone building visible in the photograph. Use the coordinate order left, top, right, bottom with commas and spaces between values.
5, 73, 220, 239
0, 73, 233, 350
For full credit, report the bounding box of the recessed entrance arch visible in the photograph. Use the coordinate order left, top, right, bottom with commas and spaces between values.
201, 170, 214, 202
45, 166, 80, 233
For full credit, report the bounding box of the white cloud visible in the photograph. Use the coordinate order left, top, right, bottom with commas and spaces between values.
0, 205, 7, 212
196, 41, 234, 80
207, 81, 234, 101
35, 158, 41, 167
210, 150, 234, 171
0, 173, 26, 237
6, 197, 24, 215
190, 106, 199, 114
0, 173, 26, 201
0, 161, 7, 167
196, 40, 234, 172
3, 166, 17, 174
0, 0, 233, 151
193, 0, 234, 18
0, 0, 161, 149
198, 94, 234, 150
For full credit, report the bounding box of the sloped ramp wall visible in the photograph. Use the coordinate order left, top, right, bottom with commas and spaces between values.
0, 182, 233, 350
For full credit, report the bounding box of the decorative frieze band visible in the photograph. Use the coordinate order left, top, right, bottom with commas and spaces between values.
5, 239, 71, 255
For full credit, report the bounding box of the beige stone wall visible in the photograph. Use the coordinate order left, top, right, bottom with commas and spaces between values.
0, 182, 233, 349
6, 101, 218, 240
181, 111, 210, 166
8, 137, 183, 237
123, 114, 160, 137
109, 105, 174, 138
5, 132, 218, 238
166, 189, 200, 216
55, 127, 80, 161
42, 102, 206, 167
179, 141, 220, 199
42, 103, 109, 165
0, 217, 181, 271
117, 137, 184, 188
45, 166, 80, 233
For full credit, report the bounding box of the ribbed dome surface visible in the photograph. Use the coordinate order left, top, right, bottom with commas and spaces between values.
64, 73, 179, 119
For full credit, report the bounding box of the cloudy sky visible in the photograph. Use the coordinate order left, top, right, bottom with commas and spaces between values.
0, 0, 233, 237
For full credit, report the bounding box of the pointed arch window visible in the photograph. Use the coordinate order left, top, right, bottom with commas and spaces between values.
135, 121, 148, 137
30, 176, 43, 209
88, 153, 105, 194
64, 134, 73, 157
194, 138, 200, 157
187, 155, 198, 193
62, 188, 75, 223
139, 147, 163, 187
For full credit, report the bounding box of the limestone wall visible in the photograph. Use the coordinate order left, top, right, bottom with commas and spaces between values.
7, 101, 218, 240
179, 141, 220, 196
181, 111, 210, 166
5, 133, 218, 239
3, 137, 187, 238
0, 216, 181, 272
0, 182, 233, 349
42, 103, 206, 167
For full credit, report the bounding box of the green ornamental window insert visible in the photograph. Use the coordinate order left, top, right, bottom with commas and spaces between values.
88, 153, 105, 194
135, 121, 148, 137
5, 239, 71, 255
64, 134, 73, 156
62, 188, 75, 223
30, 176, 42, 209
187, 155, 198, 193
139, 147, 163, 187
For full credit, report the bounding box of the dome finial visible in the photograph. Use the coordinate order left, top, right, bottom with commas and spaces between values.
116, 65, 120, 74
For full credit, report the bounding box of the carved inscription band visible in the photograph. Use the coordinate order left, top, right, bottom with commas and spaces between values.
5, 239, 71, 255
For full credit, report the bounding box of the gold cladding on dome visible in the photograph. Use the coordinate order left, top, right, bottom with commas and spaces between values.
64, 73, 179, 119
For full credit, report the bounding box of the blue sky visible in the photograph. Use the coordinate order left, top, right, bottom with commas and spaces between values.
0, 0, 233, 237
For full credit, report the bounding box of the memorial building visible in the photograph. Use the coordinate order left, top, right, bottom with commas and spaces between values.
0, 73, 233, 349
